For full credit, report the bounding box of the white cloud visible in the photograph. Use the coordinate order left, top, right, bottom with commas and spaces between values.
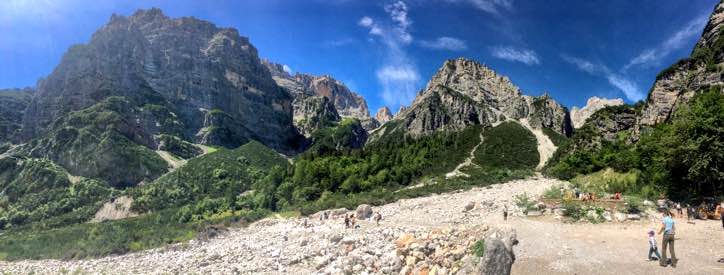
490, 46, 540, 65
607, 74, 643, 102
561, 54, 602, 74
444, 0, 513, 15
358, 1, 421, 109
625, 14, 708, 70
419, 37, 467, 51
358, 16, 374, 27
377, 64, 421, 106
323, 38, 355, 47
561, 54, 644, 101
282, 64, 292, 74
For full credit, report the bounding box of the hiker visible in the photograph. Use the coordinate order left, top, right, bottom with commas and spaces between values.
720, 202, 724, 228
373, 212, 382, 225
646, 229, 661, 261
344, 214, 350, 228
574, 187, 580, 199
503, 205, 509, 221
676, 203, 683, 216
658, 210, 677, 267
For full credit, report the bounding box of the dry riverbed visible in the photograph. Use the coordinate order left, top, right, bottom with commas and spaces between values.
1, 176, 722, 274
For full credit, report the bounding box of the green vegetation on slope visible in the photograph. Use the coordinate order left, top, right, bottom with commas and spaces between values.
473, 122, 539, 170
24, 96, 170, 188
0, 157, 112, 230
542, 127, 567, 147
547, 87, 724, 200
132, 141, 288, 216
157, 134, 202, 159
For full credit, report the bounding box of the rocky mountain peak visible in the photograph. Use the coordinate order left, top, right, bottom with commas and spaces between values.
375, 106, 393, 124
383, 58, 571, 138
427, 58, 523, 102
694, 1, 724, 54
21, 7, 299, 152
261, 60, 377, 131
570, 97, 624, 128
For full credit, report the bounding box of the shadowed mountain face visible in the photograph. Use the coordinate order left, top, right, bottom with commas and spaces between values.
20, 8, 300, 152
0, 88, 33, 143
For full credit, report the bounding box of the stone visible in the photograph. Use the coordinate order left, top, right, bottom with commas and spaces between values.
627, 214, 641, 220
478, 228, 518, 275
356, 204, 373, 220
614, 212, 627, 222
602, 211, 612, 222
463, 201, 476, 212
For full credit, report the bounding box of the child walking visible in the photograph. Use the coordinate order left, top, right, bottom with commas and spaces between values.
647, 230, 661, 261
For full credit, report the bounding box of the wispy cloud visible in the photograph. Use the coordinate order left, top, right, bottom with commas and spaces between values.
419, 37, 467, 51
359, 1, 420, 108
490, 46, 540, 65
625, 14, 708, 70
322, 38, 355, 47
443, 0, 513, 15
561, 54, 644, 101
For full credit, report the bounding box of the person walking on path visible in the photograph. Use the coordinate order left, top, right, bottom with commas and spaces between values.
676, 203, 683, 217
658, 210, 677, 267
647, 230, 661, 261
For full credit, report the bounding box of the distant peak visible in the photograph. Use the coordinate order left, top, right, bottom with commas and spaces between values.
131, 7, 168, 21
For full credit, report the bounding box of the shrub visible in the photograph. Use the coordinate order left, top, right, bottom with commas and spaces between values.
625, 196, 643, 214
562, 200, 584, 221
542, 184, 565, 199
514, 193, 536, 214
471, 239, 485, 258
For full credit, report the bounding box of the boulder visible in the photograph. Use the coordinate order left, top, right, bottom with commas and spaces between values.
356, 204, 373, 219
602, 211, 612, 222
463, 201, 476, 212
478, 228, 518, 275
614, 212, 627, 222
627, 214, 641, 220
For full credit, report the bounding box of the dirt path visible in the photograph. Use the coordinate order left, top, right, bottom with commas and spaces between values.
2, 177, 722, 274
445, 131, 484, 178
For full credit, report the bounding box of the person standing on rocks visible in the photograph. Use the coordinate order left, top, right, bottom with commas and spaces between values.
658, 210, 677, 267
503, 205, 509, 221
344, 214, 350, 229
373, 212, 382, 225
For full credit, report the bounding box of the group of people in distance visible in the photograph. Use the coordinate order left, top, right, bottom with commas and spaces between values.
342, 211, 383, 230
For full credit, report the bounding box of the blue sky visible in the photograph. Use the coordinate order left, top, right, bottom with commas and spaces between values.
0, 0, 718, 113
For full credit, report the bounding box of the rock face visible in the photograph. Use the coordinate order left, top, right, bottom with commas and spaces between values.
20, 8, 300, 152
0, 88, 33, 143
377, 58, 572, 138
570, 97, 624, 128
294, 96, 341, 137
479, 228, 518, 275
636, 1, 724, 130
375, 106, 393, 124
262, 60, 378, 132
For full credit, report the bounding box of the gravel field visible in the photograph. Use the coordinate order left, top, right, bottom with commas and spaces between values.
2, 176, 722, 275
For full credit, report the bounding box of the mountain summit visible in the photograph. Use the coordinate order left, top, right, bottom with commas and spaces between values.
375, 58, 571, 139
